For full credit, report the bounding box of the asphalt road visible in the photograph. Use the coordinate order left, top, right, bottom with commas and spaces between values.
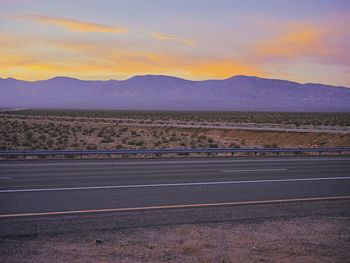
0, 156, 349, 216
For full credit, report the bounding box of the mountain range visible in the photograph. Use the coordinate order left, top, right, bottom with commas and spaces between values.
1, 75, 349, 111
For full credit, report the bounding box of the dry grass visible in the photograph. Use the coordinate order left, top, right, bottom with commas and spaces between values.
1, 116, 350, 153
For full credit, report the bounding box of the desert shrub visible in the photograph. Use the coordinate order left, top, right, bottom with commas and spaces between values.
101, 137, 114, 143
87, 144, 97, 150
198, 135, 207, 140
128, 140, 135, 145
136, 141, 144, 146
264, 144, 278, 148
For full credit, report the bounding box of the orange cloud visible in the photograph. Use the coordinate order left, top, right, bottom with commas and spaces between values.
249, 20, 350, 70
256, 22, 328, 58
6, 13, 128, 33
0, 33, 261, 81
184, 60, 261, 79
50, 41, 261, 78
152, 32, 195, 46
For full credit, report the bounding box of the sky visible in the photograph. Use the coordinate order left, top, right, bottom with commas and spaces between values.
1, 0, 350, 87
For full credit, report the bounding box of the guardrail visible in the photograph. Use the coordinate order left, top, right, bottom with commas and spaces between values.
0, 147, 349, 159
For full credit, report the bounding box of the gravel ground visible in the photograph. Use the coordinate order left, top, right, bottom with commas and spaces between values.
1, 216, 349, 263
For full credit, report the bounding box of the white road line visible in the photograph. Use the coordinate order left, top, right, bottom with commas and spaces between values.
0, 157, 349, 167
0, 160, 265, 167
1, 176, 350, 193
0, 177, 12, 180
221, 168, 287, 173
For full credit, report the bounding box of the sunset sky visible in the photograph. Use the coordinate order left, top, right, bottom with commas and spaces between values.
1, 0, 350, 87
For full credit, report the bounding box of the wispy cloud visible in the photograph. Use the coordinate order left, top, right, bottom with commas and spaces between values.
152, 32, 195, 46
255, 22, 328, 58
248, 19, 350, 69
6, 13, 128, 33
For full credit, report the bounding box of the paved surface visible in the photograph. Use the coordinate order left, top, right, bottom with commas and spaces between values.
2, 114, 349, 133
0, 157, 349, 235
121, 123, 350, 134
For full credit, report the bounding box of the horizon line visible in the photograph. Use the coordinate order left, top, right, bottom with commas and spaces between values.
1, 74, 349, 88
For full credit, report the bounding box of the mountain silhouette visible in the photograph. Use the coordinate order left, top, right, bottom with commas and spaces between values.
1, 75, 349, 111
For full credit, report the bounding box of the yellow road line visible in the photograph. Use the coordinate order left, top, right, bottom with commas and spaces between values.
1, 195, 349, 218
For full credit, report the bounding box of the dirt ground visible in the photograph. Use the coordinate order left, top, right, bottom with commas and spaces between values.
1, 216, 349, 263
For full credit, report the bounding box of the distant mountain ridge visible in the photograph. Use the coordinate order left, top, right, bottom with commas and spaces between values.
1, 75, 349, 111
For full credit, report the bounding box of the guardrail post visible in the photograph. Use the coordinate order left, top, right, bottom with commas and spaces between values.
231, 152, 234, 156
319, 151, 322, 156
339, 151, 342, 156
254, 152, 257, 157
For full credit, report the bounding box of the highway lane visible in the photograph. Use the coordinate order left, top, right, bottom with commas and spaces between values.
0, 157, 350, 217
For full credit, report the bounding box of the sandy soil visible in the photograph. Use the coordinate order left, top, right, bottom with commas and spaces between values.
1, 216, 349, 263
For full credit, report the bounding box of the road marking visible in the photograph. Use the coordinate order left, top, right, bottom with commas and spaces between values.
221, 168, 287, 173
0, 195, 349, 218
0, 177, 12, 180
1, 176, 350, 193
0, 157, 349, 167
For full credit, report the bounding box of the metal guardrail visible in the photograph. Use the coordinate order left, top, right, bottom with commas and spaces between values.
0, 147, 349, 158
